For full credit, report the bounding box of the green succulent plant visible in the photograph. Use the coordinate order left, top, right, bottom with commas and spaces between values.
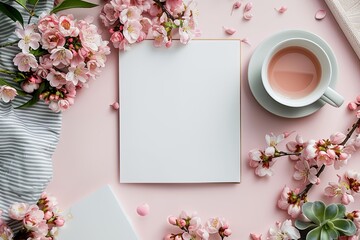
295, 201, 357, 240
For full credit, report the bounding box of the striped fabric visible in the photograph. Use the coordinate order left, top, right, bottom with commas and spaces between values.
0, 0, 61, 230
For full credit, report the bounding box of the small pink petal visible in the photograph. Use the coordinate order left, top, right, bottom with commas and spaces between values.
136, 203, 150, 216
243, 11, 253, 20
231, 1, 242, 15
315, 9, 326, 20
275, 6, 287, 13
250, 233, 262, 240
244, 2, 253, 12
110, 102, 119, 110
241, 38, 251, 46
223, 27, 236, 35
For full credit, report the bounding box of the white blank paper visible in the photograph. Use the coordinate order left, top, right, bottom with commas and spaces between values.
59, 186, 138, 239
119, 40, 241, 183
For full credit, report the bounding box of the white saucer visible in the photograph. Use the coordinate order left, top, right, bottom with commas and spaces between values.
248, 30, 338, 118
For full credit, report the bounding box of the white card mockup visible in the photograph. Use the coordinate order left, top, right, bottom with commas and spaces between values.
119, 40, 241, 183
59, 185, 138, 239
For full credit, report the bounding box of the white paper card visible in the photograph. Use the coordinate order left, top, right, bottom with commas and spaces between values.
119, 40, 241, 183
59, 185, 138, 239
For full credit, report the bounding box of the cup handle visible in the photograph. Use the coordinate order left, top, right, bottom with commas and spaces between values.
320, 87, 344, 107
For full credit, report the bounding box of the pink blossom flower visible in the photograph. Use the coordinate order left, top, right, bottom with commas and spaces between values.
37, 13, 59, 33
47, 70, 67, 88
123, 20, 142, 44
50, 47, 73, 66
66, 62, 88, 85
49, 101, 60, 112
15, 22, 41, 52
205, 217, 223, 234
293, 159, 318, 184
0, 224, 13, 240
0, 86, 17, 103
286, 134, 304, 160
120, 6, 142, 24
178, 19, 195, 44
345, 170, 360, 194
196, 228, 209, 240
21, 80, 39, 93
8, 202, 29, 220
330, 132, 346, 144
41, 29, 66, 50
100, 3, 119, 27
277, 186, 302, 218
166, 0, 183, 11
268, 220, 300, 240
79, 21, 102, 51
266, 132, 285, 147
110, 31, 125, 48
152, 26, 168, 47
23, 205, 45, 230
324, 174, 355, 205
13, 52, 38, 72
58, 15, 79, 37
249, 147, 276, 177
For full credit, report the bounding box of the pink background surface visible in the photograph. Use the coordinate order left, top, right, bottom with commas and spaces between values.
46, 0, 360, 239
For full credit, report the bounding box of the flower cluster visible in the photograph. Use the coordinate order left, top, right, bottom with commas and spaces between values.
12, 12, 110, 112
325, 170, 360, 205
0, 193, 64, 240
100, 0, 200, 50
248, 96, 360, 240
250, 220, 301, 240
164, 211, 231, 240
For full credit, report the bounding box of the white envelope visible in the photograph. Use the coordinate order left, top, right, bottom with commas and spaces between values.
119, 40, 241, 183
59, 185, 138, 239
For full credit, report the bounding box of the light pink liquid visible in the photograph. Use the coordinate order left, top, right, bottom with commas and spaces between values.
268, 46, 321, 99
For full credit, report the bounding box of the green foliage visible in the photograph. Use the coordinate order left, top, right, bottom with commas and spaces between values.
51, 0, 98, 14
0, 2, 24, 25
15, 81, 46, 109
15, 0, 28, 9
295, 201, 357, 240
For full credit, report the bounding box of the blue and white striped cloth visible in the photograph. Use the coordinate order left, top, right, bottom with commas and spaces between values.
0, 0, 61, 229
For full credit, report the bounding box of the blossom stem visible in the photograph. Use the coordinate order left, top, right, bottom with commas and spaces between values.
27, 0, 40, 24
277, 151, 301, 157
298, 118, 360, 199
153, 0, 176, 21
0, 40, 19, 48
0, 68, 16, 76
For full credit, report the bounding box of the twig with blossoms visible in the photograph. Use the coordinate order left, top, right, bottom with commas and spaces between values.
100, 0, 201, 50
248, 96, 360, 239
0, 192, 64, 240
164, 211, 232, 240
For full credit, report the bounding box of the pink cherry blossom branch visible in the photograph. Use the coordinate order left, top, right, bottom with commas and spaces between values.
298, 118, 360, 199
153, 0, 176, 21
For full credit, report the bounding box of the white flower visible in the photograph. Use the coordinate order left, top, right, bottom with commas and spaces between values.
268, 220, 300, 240
15, 22, 41, 52
0, 86, 17, 103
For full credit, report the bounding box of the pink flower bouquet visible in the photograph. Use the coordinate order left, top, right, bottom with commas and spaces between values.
10, 13, 110, 112
100, 0, 201, 50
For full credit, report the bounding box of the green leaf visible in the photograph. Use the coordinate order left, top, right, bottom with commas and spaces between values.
312, 201, 325, 223
325, 204, 338, 220
15, 0, 27, 9
0, 2, 24, 25
332, 219, 357, 236
15, 81, 46, 109
320, 228, 330, 239
302, 202, 321, 225
51, 0, 98, 14
336, 204, 346, 219
295, 220, 317, 230
27, 0, 39, 5
326, 227, 339, 239
306, 227, 321, 240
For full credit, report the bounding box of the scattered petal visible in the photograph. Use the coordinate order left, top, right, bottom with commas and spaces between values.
136, 203, 150, 216
275, 6, 287, 13
243, 11, 253, 20
315, 9, 326, 20
244, 2, 253, 12
250, 233, 262, 240
110, 101, 119, 110
223, 26, 236, 35
241, 38, 251, 46
231, 1, 242, 15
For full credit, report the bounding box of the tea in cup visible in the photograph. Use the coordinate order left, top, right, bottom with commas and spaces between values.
261, 38, 344, 108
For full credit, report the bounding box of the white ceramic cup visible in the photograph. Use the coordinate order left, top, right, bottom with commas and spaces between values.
261, 38, 344, 108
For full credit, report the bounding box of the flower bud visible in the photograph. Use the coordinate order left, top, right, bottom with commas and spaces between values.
223, 228, 232, 236
167, 216, 177, 225
54, 217, 65, 227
